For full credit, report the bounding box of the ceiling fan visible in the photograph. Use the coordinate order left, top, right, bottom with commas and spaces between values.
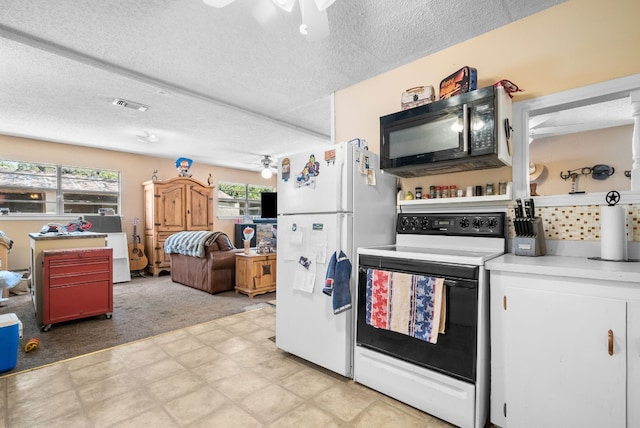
260, 155, 278, 179
202, 0, 337, 41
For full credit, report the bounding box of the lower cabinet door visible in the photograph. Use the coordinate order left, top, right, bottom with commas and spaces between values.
505, 288, 626, 428
48, 281, 112, 323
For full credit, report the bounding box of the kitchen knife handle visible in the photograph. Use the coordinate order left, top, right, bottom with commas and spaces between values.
524, 198, 535, 218
515, 198, 524, 217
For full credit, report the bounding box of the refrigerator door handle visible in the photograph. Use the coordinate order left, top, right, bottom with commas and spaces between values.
337, 153, 345, 212
337, 212, 344, 253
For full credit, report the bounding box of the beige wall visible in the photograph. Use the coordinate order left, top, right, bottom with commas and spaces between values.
530, 125, 632, 196
334, 0, 640, 194
0, 134, 276, 269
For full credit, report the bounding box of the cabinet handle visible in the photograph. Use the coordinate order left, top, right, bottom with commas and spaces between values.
608, 329, 614, 356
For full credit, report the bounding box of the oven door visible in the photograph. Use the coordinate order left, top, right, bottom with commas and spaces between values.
356, 254, 479, 383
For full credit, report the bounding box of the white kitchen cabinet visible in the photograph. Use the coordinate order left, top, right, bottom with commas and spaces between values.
487, 254, 640, 428
505, 287, 625, 427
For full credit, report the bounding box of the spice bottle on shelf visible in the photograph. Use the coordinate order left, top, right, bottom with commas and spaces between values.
449, 185, 457, 198
415, 187, 422, 199
429, 185, 436, 199
486, 183, 494, 196
442, 185, 449, 198
499, 181, 507, 195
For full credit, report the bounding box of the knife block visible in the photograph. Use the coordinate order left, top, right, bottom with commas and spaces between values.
513, 217, 547, 256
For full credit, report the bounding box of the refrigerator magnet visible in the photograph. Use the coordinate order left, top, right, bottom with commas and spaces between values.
366, 169, 376, 186
298, 256, 312, 270
295, 154, 320, 186
281, 158, 290, 182
324, 149, 336, 165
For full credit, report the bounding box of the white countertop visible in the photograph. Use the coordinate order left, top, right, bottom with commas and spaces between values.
486, 253, 640, 283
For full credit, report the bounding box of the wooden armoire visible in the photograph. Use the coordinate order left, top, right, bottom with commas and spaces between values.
143, 176, 214, 276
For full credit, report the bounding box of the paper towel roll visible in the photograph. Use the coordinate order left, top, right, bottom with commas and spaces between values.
600, 205, 627, 261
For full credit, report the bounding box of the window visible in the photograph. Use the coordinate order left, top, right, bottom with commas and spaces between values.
217, 182, 273, 219
0, 160, 120, 215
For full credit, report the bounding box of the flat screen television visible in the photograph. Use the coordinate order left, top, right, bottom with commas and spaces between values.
260, 192, 277, 219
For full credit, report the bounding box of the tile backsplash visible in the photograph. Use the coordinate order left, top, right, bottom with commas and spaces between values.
508, 204, 640, 241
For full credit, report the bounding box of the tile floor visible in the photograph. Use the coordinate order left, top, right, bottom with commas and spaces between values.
0, 305, 453, 427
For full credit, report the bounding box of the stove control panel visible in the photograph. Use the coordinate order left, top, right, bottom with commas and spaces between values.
397, 212, 506, 237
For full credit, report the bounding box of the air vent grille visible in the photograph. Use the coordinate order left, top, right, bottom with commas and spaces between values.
112, 98, 149, 112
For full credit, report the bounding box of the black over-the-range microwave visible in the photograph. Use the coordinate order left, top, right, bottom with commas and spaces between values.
380, 85, 513, 177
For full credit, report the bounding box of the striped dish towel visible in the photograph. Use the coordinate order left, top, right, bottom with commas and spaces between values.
365, 268, 445, 344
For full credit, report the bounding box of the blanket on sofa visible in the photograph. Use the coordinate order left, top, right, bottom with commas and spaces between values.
164, 231, 226, 258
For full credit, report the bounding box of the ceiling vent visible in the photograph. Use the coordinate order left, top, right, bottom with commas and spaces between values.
112, 98, 150, 112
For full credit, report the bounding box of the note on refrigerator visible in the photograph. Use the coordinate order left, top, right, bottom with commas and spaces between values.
293, 269, 316, 293
309, 228, 328, 263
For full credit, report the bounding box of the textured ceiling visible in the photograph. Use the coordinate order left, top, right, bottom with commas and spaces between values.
0, 0, 564, 172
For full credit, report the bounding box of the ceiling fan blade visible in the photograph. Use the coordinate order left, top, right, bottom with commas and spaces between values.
252, 1, 283, 31
299, 0, 330, 41
202, 0, 236, 8
271, 0, 296, 12
314, 0, 336, 11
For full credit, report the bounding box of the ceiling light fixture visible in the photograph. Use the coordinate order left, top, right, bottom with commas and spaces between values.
136, 131, 160, 143
261, 155, 275, 179
261, 168, 273, 179
203, 0, 337, 40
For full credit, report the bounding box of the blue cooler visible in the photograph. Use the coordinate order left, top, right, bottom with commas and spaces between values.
0, 313, 22, 373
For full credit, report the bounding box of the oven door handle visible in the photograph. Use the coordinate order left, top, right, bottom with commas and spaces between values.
359, 267, 477, 289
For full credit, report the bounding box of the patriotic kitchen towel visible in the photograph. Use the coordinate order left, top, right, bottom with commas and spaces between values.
323, 251, 353, 314
366, 268, 445, 344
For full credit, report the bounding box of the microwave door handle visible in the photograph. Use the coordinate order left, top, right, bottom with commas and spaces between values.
462, 103, 469, 153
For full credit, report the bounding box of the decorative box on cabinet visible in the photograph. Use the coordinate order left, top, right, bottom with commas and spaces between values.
143, 177, 214, 276
487, 254, 640, 428
40, 247, 113, 332
235, 253, 276, 298
29, 232, 107, 324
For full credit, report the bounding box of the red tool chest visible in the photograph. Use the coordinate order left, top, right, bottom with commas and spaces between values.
41, 247, 113, 331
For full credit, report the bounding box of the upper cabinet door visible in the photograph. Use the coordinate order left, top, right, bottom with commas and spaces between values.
158, 183, 186, 231
505, 287, 626, 428
186, 184, 213, 230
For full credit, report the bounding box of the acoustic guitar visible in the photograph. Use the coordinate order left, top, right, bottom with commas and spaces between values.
128, 217, 148, 271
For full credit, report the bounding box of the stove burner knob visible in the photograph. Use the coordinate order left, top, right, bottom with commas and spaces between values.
420, 218, 430, 229
472, 217, 484, 229
486, 217, 499, 229
459, 218, 470, 228
400, 217, 410, 227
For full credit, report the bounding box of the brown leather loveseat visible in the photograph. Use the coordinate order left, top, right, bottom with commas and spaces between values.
166, 231, 243, 294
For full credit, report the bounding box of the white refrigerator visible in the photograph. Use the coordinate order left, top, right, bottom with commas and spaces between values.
275, 141, 396, 377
